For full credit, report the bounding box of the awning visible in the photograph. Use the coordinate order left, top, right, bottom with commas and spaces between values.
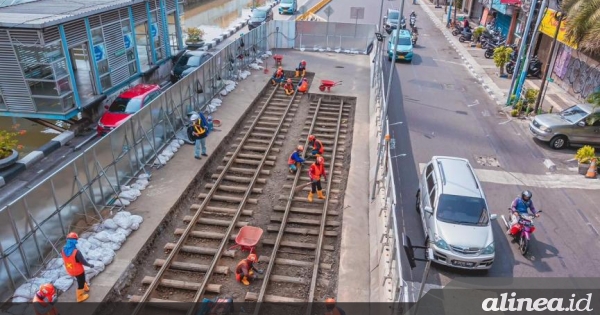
500, 0, 521, 4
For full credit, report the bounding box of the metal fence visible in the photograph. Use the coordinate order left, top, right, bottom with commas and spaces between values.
0, 23, 268, 302
267, 20, 376, 53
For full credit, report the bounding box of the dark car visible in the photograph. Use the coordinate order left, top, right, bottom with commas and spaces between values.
248, 7, 273, 30
170, 51, 213, 83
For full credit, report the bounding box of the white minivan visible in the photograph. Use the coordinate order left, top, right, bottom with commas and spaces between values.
416, 156, 497, 270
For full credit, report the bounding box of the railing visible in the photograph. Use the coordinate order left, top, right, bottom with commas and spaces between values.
0, 24, 268, 302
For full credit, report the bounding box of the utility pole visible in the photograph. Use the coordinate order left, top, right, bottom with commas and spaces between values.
534, 10, 563, 113
506, 0, 547, 104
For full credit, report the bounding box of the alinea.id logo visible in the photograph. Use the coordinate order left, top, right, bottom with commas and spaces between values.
482, 292, 593, 312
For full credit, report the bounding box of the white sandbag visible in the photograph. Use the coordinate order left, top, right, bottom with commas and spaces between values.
94, 231, 111, 242
118, 191, 137, 202
109, 232, 126, 245
130, 222, 140, 231
255, 59, 263, 64
86, 236, 102, 247
219, 89, 228, 96
239, 72, 248, 80
90, 223, 105, 232
76, 238, 96, 255
84, 267, 99, 281
52, 276, 73, 292
158, 153, 171, 162
86, 247, 115, 266
130, 183, 144, 191
223, 80, 235, 86
153, 156, 167, 165
265, 50, 272, 56
161, 149, 174, 158
169, 140, 181, 149
113, 198, 130, 207
40, 269, 61, 283
138, 173, 152, 180
243, 70, 251, 76
120, 185, 131, 191
80, 232, 94, 239
116, 227, 132, 237
249, 63, 260, 70
12, 297, 29, 303
103, 241, 121, 251
135, 179, 149, 189
169, 146, 179, 153
88, 260, 106, 272
178, 139, 184, 145
103, 218, 119, 230
13, 283, 38, 299
45, 258, 64, 270
130, 215, 143, 225
211, 98, 222, 104
113, 212, 133, 230
225, 85, 235, 92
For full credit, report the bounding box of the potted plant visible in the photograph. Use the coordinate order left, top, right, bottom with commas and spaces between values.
185, 27, 205, 50
0, 125, 25, 170
575, 145, 596, 175
493, 45, 513, 78
473, 26, 484, 47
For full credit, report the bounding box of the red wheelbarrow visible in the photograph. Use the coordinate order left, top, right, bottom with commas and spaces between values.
229, 226, 263, 254
273, 54, 283, 67
319, 80, 342, 92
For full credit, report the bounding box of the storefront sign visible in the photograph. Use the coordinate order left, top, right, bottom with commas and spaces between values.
123, 33, 132, 49
491, 0, 509, 14
150, 23, 158, 39
93, 43, 106, 62
539, 9, 578, 50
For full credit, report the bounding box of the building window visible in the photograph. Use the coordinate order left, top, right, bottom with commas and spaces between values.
135, 22, 152, 69
121, 19, 138, 76
167, 12, 180, 54
149, 11, 164, 61
14, 41, 74, 114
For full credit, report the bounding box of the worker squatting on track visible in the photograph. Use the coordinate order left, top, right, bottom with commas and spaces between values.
325, 298, 347, 315
297, 77, 309, 94
288, 145, 306, 173
308, 134, 325, 157
235, 254, 264, 286
271, 66, 285, 86
284, 78, 295, 96
61, 232, 95, 302
308, 156, 327, 202
295, 60, 307, 77
32, 283, 59, 315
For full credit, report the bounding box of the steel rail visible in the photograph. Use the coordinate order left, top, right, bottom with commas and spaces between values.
305, 98, 343, 315
252, 97, 323, 315
130, 84, 281, 315
184, 84, 303, 315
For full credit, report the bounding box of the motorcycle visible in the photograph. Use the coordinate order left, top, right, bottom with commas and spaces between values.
483, 40, 506, 59
452, 24, 471, 36
501, 208, 542, 255
458, 27, 473, 42
504, 46, 519, 74
411, 26, 418, 46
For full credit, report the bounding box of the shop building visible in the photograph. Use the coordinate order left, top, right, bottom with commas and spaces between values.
0, 0, 185, 121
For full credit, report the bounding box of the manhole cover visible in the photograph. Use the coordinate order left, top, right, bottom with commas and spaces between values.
475, 156, 500, 167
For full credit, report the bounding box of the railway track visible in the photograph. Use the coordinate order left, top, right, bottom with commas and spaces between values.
248, 96, 352, 314
128, 73, 309, 314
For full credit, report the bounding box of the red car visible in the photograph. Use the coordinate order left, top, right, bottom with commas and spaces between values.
97, 84, 161, 136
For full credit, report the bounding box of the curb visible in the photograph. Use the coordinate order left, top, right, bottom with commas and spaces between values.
202, 1, 279, 50
418, 2, 507, 108
0, 131, 75, 188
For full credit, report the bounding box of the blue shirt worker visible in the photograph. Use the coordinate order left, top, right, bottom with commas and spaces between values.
288, 145, 305, 173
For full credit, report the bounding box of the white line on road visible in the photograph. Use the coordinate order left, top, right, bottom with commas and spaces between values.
390, 121, 404, 126
418, 163, 600, 190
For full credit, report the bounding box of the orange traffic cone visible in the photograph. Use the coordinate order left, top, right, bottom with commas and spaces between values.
586, 158, 597, 179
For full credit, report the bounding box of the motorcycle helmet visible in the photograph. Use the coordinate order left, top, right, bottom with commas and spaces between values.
521, 190, 532, 201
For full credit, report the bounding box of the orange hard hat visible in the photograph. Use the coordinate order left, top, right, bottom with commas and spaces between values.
287, 78, 292, 83
316, 156, 324, 164
39, 283, 56, 300
308, 135, 315, 141
67, 232, 78, 239
247, 254, 258, 262
297, 145, 304, 151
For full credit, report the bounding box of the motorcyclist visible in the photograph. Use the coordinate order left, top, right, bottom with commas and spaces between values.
409, 11, 416, 27
508, 190, 540, 235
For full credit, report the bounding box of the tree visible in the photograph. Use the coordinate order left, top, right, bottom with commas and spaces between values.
562, 0, 600, 52
586, 90, 600, 125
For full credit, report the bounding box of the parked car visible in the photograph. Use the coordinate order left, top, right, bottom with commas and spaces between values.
529, 103, 600, 150
170, 51, 213, 83
387, 29, 414, 62
416, 156, 497, 270
97, 84, 161, 136
248, 7, 273, 30
383, 8, 401, 34
278, 0, 296, 15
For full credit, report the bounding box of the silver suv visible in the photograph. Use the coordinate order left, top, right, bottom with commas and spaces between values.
383, 9, 401, 34
529, 103, 600, 150
416, 156, 497, 270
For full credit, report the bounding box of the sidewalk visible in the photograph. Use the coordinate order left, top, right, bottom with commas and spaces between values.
420, 0, 579, 113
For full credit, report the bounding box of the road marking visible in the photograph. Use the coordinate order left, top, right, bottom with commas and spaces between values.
392, 154, 407, 158
390, 121, 404, 126
418, 163, 600, 190
467, 100, 479, 107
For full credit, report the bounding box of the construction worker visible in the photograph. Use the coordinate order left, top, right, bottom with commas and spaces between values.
235, 254, 263, 286
271, 66, 285, 86
283, 78, 295, 96
297, 77, 309, 93
295, 60, 307, 77
288, 145, 306, 173
61, 232, 94, 302
32, 283, 59, 315
308, 156, 327, 202
187, 113, 209, 159
325, 298, 346, 315
308, 134, 324, 157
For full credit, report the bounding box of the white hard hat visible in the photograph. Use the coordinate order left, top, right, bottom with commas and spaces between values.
190, 114, 199, 122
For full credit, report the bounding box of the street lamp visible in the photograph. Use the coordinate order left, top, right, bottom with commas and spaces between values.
533, 1, 565, 113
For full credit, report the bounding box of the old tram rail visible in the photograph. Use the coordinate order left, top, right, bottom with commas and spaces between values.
128, 74, 307, 314
249, 96, 351, 313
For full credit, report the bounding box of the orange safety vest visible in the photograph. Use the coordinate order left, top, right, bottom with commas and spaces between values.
298, 81, 308, 92
312, 139, 324, 154
288, 152, 296, 165
32, 295, 58, 315
275, 70, 284, 78
309, 163, 326, 181
61, 249, 84, 276
284, 83, 294, 91
235, 259, 253, 276
193, 122, 206, 136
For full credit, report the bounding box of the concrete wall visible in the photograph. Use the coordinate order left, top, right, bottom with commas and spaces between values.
551, 44, 600, 101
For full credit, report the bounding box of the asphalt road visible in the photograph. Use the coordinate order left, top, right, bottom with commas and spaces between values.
377, 0, 600, 301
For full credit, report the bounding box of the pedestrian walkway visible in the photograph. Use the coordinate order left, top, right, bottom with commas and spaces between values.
419, 0, 579, 113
